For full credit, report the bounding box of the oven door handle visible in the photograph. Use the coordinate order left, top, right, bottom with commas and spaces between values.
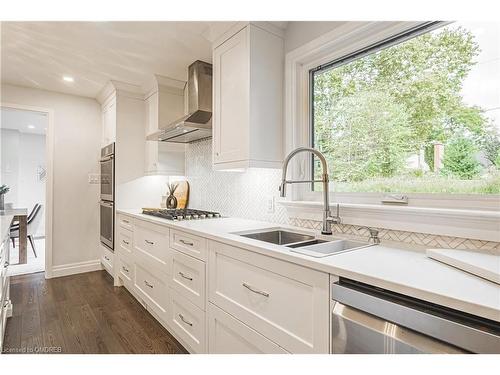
100, 201, 114, 208
100, 155, 114, 162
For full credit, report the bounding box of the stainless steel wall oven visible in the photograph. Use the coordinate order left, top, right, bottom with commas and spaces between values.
100, 143, 114, 250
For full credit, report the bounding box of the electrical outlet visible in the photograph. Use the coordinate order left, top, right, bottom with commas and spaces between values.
266, 196, 275, 214
88, 173, 100, 184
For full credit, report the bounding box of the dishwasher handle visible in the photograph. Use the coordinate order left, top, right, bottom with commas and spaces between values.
332, 282, 500, 354
331, 301, 466, 354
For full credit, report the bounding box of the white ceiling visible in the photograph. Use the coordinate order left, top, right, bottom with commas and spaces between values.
0, 21, 242, 98
1, 107, 48, 135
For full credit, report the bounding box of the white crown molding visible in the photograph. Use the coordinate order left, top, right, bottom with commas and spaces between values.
96, 79, 144, 104
212, 21, 285, 49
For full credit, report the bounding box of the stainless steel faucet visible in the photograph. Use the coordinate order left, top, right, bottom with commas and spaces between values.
357, 226, 381, 244
279, 147, 341, 235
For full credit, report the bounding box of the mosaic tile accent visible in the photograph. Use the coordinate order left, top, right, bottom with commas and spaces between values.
185, 139, 288, 224
289, 217, 500, 255
186, 138, 499, 255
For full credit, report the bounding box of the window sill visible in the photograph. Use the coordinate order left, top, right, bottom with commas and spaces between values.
279, 200, 500, 242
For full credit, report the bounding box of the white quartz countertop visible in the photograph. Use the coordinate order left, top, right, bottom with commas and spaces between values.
117, 209, 500, 323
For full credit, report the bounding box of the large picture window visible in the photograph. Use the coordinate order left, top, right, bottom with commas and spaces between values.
311, 22, 500, 194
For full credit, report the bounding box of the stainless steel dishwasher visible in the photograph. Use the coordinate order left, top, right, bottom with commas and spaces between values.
331, 278, 500, 354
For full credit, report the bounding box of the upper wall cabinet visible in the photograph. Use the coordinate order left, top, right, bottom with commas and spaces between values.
101, 94, 116, 147
144, 75, 186, 176
212, 23, 284, 170
98, 80, 146, 186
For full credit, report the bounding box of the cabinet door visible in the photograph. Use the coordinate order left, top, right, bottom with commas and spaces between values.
208, 303, 288, 354
208, 240, 330, 353
213, 26, 249, 165
102, 97, 116, 146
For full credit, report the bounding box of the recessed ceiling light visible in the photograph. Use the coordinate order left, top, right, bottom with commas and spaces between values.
27, 125, 35, 129
63, 76, 74, 82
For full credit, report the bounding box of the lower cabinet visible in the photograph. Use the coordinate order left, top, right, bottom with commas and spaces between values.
208, 240, 330, 354
100, 244, 114, 276
117, 256, 133, 288
134, 260, 170, 323
208, 302, 288, 354
169, 288, 206, 353
1, 231, 12, 352
112, 214, 330, 354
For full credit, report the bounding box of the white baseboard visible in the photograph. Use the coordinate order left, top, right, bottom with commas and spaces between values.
50, 259, 102, 278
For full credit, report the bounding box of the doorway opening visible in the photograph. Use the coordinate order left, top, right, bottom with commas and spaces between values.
1, 106, 47, 275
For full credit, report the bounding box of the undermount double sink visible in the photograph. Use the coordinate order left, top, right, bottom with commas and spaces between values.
238, 229, 373, 258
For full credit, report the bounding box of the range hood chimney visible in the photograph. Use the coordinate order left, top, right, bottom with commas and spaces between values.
147, 60, 212, 143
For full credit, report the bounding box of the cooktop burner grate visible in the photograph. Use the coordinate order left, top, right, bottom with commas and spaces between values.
142, 208, 221, 221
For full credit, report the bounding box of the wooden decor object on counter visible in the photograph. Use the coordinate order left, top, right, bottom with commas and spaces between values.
173, 181, 189, 209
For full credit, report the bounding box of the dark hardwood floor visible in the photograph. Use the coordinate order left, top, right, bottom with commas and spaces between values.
2, 270, 188, 354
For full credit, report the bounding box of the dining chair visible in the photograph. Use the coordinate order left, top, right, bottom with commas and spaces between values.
10, 204, 43, 258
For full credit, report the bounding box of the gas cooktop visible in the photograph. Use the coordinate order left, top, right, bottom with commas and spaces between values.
142, 208, 221, 221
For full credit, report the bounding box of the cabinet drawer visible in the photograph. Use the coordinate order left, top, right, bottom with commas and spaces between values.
208, 303, 288, 354
208, 241, 329, 353
134, 262, 169, 321
170, 230, 207, 261
171, 250, 206, 310
117, 256, 133, 285
134, 221, 171, 273
117, 229, 133, 256
100, 245, 114, 274
170, 289, 206, 353
118, 215, 133, 231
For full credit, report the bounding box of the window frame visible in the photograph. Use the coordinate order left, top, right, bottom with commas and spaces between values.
285, 21, 500, 211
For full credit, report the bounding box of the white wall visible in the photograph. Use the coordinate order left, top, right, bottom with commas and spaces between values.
1, 83, 102, 268
116, 175, 171, 209
284, 21, 347, 52
0, 129, 46, 236
0, 129, 19, 203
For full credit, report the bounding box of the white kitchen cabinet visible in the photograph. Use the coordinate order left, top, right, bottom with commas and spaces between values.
0, 234, 12, 352
133, 219, 172, 276
170, 229, 208, 261
208, 302, 288, 354
134, 260, 170, 322
171, 250, 206, 310
208, 239, 330, 353
212, 23, 284, 170
100, 244, 114, 276
169, 288, 206, 353
144, 76, 186, 176
101, 94, 116, 146
111, 214, 331, 354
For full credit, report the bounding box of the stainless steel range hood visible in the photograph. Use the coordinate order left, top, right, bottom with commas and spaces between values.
147, 60, 212, 143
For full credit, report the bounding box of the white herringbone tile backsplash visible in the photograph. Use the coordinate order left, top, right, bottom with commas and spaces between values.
186, 139, 288, 224
186, 139, 500, 254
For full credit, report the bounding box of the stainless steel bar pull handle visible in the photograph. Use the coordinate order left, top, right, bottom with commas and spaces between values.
242, 282, 270, 297
122, 240, 129, 245
104, 256, 110, 261
4, 261, 9, 268
122, 266, 129, 273
178, 313, 193, 326
145, 240, 154, 245
178, 271, 193, 281
144, 280, 154, 288
179, 239, 194, 246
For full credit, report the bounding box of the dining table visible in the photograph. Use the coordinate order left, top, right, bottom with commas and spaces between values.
0, 207, 28, 264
